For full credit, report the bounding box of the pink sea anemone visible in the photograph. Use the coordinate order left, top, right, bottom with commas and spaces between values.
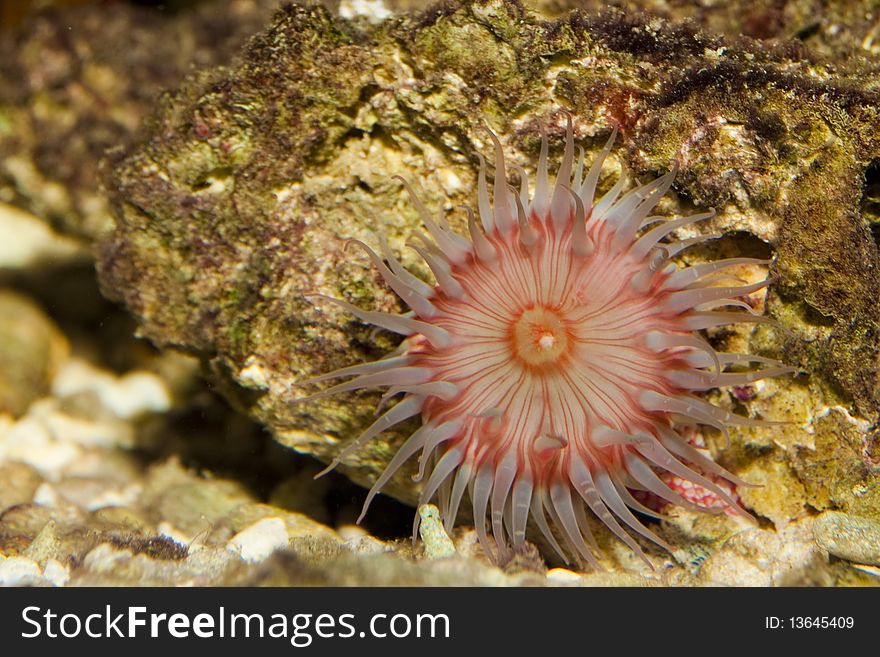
301, 116, 792, 568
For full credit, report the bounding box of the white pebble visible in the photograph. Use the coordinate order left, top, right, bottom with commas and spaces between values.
337, 524, 369, 541
0, 555, 43, 586
0, 202, 84, 269
52, 359, 171, 419
239, 360, 271, 390
1, 415, 81, 475
339, 0, 392, 23
546, 567, 583, 584
32, 482, 61, 507
42, 559, 70, 587
86, 483, 143, 511
227, 517, 289, 563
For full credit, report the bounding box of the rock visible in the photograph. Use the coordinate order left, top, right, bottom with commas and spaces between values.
0, 0, 285, 239
533, 0, 880, 59
22, 519, 66, 565
75, 542, 235, 587
0, 555, 44, 586
418, 504, 456, 559
0, 203, 85, 270
94, 0, 880, 517
545, 567, 582, 584
148, 475, 255, 537
814, 511, 880, 566
0, 461, 42, 512
52, 359, 172, 420
696, 518, 831, 586
227, 517, 289, 563
41, 559, 70, 587
227, 502, 340, 542
0, 291, 68, 417
0, 552, 69, 586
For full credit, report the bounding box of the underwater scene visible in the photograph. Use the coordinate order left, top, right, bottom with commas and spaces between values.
1, 0, 880, 587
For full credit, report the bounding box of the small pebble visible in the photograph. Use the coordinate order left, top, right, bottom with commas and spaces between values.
337, 524, 369, 542
227, 517, 289, 563
0, 555, 43, 586
52, 360, 171, 419
814, 511, 880, 566
32, 482, 61, 506
418, 504, 456, 559
42, 559, 70, 587
546, 567, 582, 584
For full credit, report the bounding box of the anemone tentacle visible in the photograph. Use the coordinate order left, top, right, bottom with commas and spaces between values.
302, 117, 791, 568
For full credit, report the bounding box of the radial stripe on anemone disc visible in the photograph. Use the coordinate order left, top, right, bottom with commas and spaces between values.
297, 115, 793, 568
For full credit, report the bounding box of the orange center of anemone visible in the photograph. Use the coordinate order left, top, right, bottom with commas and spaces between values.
512, 306, 570, 367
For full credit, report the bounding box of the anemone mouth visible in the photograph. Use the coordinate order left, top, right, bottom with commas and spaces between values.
300, 114, 794, 570
512, 306, 571, 367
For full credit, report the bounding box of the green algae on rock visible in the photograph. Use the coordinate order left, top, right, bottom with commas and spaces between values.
97, 0, 880, 559
0, 0, 284, 241
814, 510, 880, 567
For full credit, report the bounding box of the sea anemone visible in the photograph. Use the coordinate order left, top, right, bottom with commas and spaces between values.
300, 116, 792, 568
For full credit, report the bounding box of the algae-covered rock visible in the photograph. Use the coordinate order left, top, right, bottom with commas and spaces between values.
0, 0, 284, 240
94, 0, 880, 544
538, 0, 880, 62
814, 510, 880, 567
